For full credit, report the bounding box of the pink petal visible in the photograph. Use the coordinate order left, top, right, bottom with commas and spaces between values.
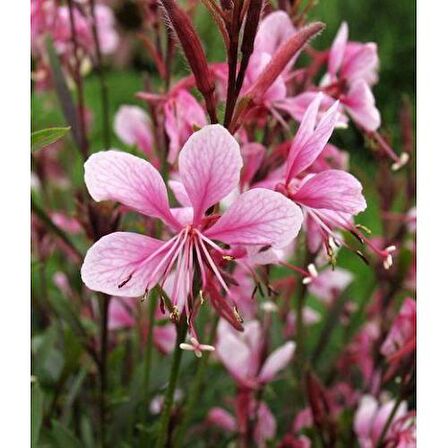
108, 297, 135, 330
286, 99, 340, 182
354, 395, 378, 440
205, 188, 303, 248
81, 232, 168, 297
254, 11, 296, 71
343, 80, 381, 131
208, 408, 237, 432
329, 22, 348, 76
216, 328, 251, 383
84, 151, 179, 229
254, 402, 277, 444
258, 341, 295, 383
168, 179, 192, 207
341, 43, 379, 84
113, 105, 153, 156
179, 125, 243, 222
293, 170, 367, 215
240, 143, 266, 186
309, 267, 353, 303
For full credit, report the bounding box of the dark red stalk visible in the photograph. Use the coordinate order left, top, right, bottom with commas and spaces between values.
160, 0, 218, 123
234, 0, 263, 95
223, 0, 243, 128
67, 0, 89, 159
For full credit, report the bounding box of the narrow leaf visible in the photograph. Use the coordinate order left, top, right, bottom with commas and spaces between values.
31, 127, 71, 152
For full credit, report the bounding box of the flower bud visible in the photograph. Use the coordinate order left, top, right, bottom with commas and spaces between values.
160, 0, 217, 121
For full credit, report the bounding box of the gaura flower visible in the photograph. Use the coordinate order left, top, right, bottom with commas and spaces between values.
216, 319, 296, 389
81, 125, 302, 333
275, 94, 396, 267
354, 394, 408, 448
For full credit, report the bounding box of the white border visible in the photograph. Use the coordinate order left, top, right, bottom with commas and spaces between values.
0, 0, 30, 446
418, 0, 448, 445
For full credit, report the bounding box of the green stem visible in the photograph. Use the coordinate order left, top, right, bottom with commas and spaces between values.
31, 195, 83, 262
143, 292, 159, 399
173, 316, 219, 447
155, 316, 188, 448
99, 293, 111, 447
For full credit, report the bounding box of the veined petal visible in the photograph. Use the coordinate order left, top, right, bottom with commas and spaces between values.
179, 125, 243, 222
254, 11, 296, 58
341, 43, 378, 83
84, 151, 180, 229
293, 170, 367, 215
329, 22, 348, 76
81, 232, 168, 297
286, 99, 339, 182
258, 341, 295, 383
343, 80, 381, 131
205, 188, 303, 248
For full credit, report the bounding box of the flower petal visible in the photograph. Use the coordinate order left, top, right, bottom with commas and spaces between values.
84, 151, 179, 229
286, 99, 339, 182
81, 232, 168, 297
113, 105, 153, 155
179, 125, 243, 222
293, 170, 366, 215
329, 22, 348, 76
259, 341, 295, 383
206, 188, 303, 248
343, 80, 381, 131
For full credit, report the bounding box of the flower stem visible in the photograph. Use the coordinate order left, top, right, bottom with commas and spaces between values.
99, 293, 111, 447
172, 316, 219, 447
155, 315, 188, 448
375, 397, 402, 448
88, 0, 111, 150
143, 291, 158, 399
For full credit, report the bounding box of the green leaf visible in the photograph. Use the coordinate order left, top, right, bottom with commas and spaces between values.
31, 127, 71, 152
31, 382, 44, 447
50, 420, 83, 448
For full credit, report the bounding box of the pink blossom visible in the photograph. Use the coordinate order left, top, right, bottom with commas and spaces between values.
114, 105, 154, 157
308, 267, 353, 304
274, 94, 368, 256
81, 125, 302, 339
381, 298, 416, 363
208, 401, 276, 446
216, 319, 295, 388
354, 395, 407, 448
108, 297, 135, 330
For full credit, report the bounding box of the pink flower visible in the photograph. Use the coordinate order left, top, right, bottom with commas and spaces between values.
276, 94, 368, 254
327, 22, 379, 87
308, 267, 353, 304
216, 319, 295, 388
208, 401, 276, 446
354, 395, 407, 448
108, 297, 135, 330
81, 125, 302, 338
114, 105, 154, 157
323, 22, 381, 131
381, 298, 416, 363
